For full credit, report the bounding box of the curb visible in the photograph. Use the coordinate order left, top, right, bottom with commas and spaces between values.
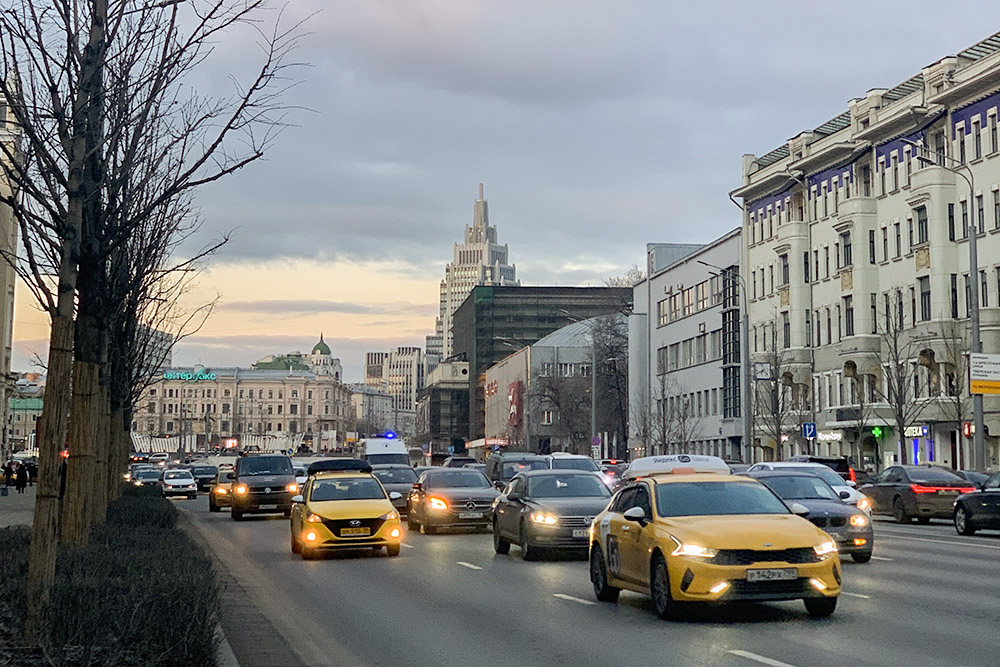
216, 623, 240, 667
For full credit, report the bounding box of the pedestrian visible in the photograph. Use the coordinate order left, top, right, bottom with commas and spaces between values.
14, 463, 27, 494
27, 461, 37, 486
3, 461, 11, 487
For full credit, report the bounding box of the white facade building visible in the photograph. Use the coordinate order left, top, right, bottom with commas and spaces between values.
363, 347, 424, 437
629, 231, 744, 460
425, 183, 519, 365
348, 383, 393, 436
732, 31, 1000, 470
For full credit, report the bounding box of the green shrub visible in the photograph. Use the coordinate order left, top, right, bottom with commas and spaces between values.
0, 527, 30, 649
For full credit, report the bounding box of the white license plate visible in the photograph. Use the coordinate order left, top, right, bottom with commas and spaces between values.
937, 490, 958, 495
258, 504, 278, 510
572, 529, 588, 538
458, 511, 483, 519
746, 568, 797, 582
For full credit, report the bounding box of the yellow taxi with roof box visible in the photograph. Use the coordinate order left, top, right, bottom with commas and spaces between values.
589, 455, 841, 618
289, 459, 404, 560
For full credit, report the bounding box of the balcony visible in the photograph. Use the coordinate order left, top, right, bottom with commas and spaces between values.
837, 196, 877, 219
777, 219, 808, 244
909, 164, 956, 194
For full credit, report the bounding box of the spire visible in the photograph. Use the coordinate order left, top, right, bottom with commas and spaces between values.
473, 182, 488, 233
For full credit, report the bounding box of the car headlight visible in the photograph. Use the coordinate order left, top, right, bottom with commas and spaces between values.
215, 487, 228, 495
530, 512, 558, 525
813, 541, 838, 558
306, 513, 324, 523
234, 485, 248, 495
850, 515, 868, 528
380, 511, 399, 521
670, 539, 718, 558
428, 497, 448, 511
856, 496, 871, 512
286, 483, 298, 493
133, 480, 142, 486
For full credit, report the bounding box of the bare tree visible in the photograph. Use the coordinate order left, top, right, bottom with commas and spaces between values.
592, 313, 629, 458
939, 320, 971, 467
843, 360, 881, 469
753, 321, 800, 459
530, 372, 590, 454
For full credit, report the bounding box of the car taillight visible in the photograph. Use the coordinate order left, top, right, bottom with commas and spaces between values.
849, 468, 856, 483
911, 484, 976, 494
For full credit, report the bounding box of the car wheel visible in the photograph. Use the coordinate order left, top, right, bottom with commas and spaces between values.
519, 521, 539, 561
422, 521, 437, 535
386, 544, 401, 557
231, 509, 244, 521
804, 596, 838, 617
955, 506, 977, 536
650, 553, 680, 620
851, 551, 872, 563
493, 519, 510, 555
291, 531, 301, 554
589, 545, 620, 603
892, 497, 911, 524
209, 499, 220, 513
407, 511, 420, 531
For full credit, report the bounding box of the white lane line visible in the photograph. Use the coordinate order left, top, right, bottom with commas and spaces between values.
841, 592, 871, 599
878, 533, 1000, 551
456, 561, 482, 570
727, 649, 797, 667
401, 543, 415, 549
552, 593, 597, 606
870, 555, 894, 561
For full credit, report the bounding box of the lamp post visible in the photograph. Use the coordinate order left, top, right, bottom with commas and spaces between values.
905, 138, 986, 472
699, 261, 752, 463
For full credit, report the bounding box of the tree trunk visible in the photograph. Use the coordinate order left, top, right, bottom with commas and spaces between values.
24, 312, 75, 643
61, 359, 99, 545
108, 406, 128, 503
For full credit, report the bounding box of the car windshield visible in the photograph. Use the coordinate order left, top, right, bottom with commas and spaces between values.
550, 458, 600, 472
239, 457, 292, 476
192, 466, 217, 475
425, 471, 491, 489
310, 477, 387, 501
373, 468, 418, 485
502, 461, 548, 478
790, 466, 847, 489
762, 475, 839, 501
909, 468, 964, 483
137, 471, 160, 480
526, 474, 610, 498
163, 470, 193, 480
655, 481, 789, 517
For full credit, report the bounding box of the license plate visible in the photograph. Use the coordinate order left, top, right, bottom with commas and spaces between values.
937, 490, 958, 495
341, 527, 370, 536
259, 504, 277, 510
746, 568, 797, 582
572, 529, 588, 538
459, 511, 483, 519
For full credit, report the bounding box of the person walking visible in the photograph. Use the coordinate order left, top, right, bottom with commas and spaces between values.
14, 463, 28, 494
3, 461, 12, 487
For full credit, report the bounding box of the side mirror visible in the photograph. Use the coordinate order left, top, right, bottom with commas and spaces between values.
789, 502, 810, 516
412, 483, 422, 490
623, 506, 646, 523
507, 491, 519, 501
389, 491, 402, 500
846, 480, 858, 488
493, 480, 506, 491
225, 472, 235, 481
291, 495, 303, 504
839, 491, 851, 500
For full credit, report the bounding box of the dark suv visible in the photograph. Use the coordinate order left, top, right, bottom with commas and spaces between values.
786, 455, 854, 482
229, 455, 296, 521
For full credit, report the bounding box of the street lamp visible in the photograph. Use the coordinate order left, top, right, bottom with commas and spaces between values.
904, 138, 986, 471
699, 261, 752, 463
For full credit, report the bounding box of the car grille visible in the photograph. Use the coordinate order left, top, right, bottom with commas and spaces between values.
728, 578, 810, 597
809, 517, 847, 529
249, 487, 289, 498
557, 516, 594, 529
321, 517, 386, 535
714, 548, 819, 566
450, 499, 493, 511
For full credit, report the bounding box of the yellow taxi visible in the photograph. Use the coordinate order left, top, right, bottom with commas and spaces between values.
209, 472, 233, 512
290, 467, 403, 560
589, 455, 841, 618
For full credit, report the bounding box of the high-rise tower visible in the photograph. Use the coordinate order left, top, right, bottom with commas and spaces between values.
426, 184, 518, 366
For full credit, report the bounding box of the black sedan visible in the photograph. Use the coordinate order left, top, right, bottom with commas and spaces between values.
953, 471, 1000, 535
746, 470, 874, 563
492, 469, 611, 561
372, 464, 418, 516
860, 465, 977, 523
407, 469, 499, 534
190, 465, 219, 492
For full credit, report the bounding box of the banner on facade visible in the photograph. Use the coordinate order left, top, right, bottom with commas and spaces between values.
970, 353, 1000, 394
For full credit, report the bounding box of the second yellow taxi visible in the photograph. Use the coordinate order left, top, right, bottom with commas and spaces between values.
589, 455, 841, 618
289, 463, 403, 560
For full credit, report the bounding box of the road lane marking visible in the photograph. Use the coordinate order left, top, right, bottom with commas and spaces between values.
870, 556, 895, 561
401, 543, 415, 549
841, 592, 871, 599
728, 649, 796, 667
552, 593, 597, 606
877, 534, 1000, 551
456, 561, 482, 570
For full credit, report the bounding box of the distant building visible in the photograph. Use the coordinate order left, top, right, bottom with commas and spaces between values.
363, 347, 425, 437
137, 325, 173, 380
348, 383, 393, 436
425, 183, 519, 371
452, 285, 632, 440
415, 359, 470, 455
253, 334, 343, 380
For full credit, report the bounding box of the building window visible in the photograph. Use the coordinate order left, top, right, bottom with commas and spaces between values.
918, 277, 931, 322
844, 296, 854, 336
982, 270, 989, 309
559, 363, 574, 377
949, 203, 956, 240
978, 195, 985, 234
907, 219, 914, 252
965, 274, 971, 317
894, 222, 901, 257
961, 200, 969, 238
824, 247, 830, 278
891, 155, 899, 191
826, 308, 832, 344
870, 293, 877, 334
840, 232, 852, 267
779, 254, 789, 286
657, 298, 669, 327
882, 228, 888, 261
541, 410, 555, 425
958, 126, 967, 163
910, 287, 917, 325
992, 115, 998, 153
974, 120, 982, 160
952, 274, 959, 319
781, 312, 790, 349
291, 389, 298, 398
803, 251, 811, 283
868, 230, 876, 264
916, 206, 928, 244
813, 250, 820, 280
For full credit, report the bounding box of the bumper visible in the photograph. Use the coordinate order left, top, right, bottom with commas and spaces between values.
824, 527, 874, 555
912, 497, 960, 518
666, 555, 841, 603
525, 525, 591, 549
163, 486, 198, 496
424, 507, 493, 528
301, 519, 403, 550
231, 492, 292, 513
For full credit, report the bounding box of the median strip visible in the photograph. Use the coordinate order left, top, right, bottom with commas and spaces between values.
552, 593, 596, 606
727, 649, 797, 667
456, 561, 482, 570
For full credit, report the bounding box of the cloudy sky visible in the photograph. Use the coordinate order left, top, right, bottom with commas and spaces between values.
11, 1, 1000, 381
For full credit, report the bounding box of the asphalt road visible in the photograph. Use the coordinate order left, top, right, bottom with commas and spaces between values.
180, 500, 998, 667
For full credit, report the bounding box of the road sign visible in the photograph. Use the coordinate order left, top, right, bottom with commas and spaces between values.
447, 445, 455, 455
591, 436, 601, 447
970, 353, 1000, 394
802, 422, 817, 439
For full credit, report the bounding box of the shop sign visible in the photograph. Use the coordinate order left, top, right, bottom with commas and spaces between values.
904, 425, 928, 438
816, 431, 842, 442
163, 370, 217, 381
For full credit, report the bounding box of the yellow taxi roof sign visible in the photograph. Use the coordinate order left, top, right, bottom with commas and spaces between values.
624, 454, 731, 480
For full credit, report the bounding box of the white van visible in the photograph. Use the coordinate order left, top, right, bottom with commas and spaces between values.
358, 437, 410, 466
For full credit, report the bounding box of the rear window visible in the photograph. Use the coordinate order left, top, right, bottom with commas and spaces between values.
550, 458, 600, 472
502, 461, 548, 478
192, 466, 218, 475
793, 457, 849, 472
373, 468, 418, 485
909, 468, 964, 483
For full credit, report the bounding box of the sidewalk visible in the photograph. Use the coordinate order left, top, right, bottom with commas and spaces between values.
0, 484, 35, 528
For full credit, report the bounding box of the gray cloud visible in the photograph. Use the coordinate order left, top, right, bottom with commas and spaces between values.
216, 299, 434, 316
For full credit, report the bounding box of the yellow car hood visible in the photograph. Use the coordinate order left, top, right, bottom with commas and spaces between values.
307, 498, 394, 519
662, 514, 825, 549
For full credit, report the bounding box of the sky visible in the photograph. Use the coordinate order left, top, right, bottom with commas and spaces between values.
11, 1, 1000, 382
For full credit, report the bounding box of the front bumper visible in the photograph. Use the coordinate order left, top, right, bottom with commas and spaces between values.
231, 490, 292, 513
424, 506, 493, 528
300, 518, 403, 551
667, 554, 841, 602
525, 524, 591, 549
211, 488, 232, 507
163, 485, 198, 497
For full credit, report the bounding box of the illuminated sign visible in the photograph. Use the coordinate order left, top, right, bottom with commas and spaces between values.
162, 370, 217, 381
816, 431, 842, 442
904, 426, 928, 438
